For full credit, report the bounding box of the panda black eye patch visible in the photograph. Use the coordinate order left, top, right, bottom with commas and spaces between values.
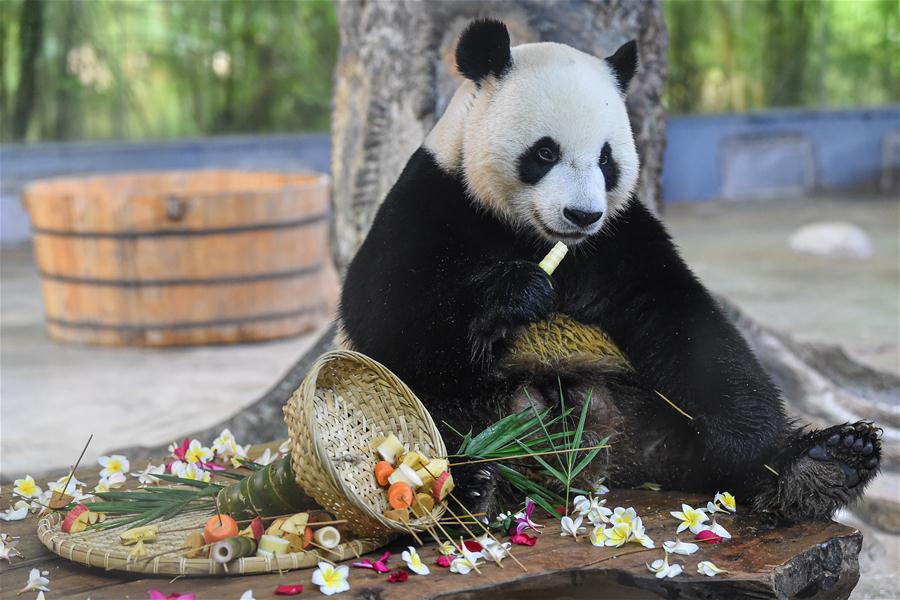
517, 137, 560, 185
599, 142, 620, 191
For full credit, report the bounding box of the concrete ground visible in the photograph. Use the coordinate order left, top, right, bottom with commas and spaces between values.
1, 194, 897, 597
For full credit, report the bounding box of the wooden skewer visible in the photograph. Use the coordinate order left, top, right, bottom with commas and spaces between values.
447, 443, 610, 468
402, 522, 425, 546
159, 517, 346, 535
425, 510, 481, 574
449, 492, 528, 573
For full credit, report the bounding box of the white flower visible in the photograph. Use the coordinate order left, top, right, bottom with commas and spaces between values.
706, 501, 727, 514
13, 476, 41, 499
228, 441, 251, 467
0, 535, 23, 562
714, 491, 736, 513
93, 472, 126, 493
663, 539, 699, 555
49, 474, 84, 492
212, 429, 237, 456
131, 462, 165, 486
401, 546, 430, 575
603, 522, 631, 547
239, 590, 255, 600
706, 520, 732, 539
560, 515, 585, 539
437, 541, 457, 556
670, 504, 708, 534
630, 517, 655, 548
254, 448, 277, 466
311, 561, 350, 595
0, 501, 29, 521
184, 440, 213, 465
647, 554, 683, 579
278, 439, 291, 455
179, 463, 211, 483
477, 536, 511, 562
19, 568, 50, 593
589, 525, 607, 547
593, 478, 610, 495
573, 495, 612, 524
697, 560, 728, 577
610, 506, 637, 528
449, 556, 481, 574
98, 455, 130, 479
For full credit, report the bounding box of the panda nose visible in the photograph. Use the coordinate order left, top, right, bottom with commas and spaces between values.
563, 207, 603, 228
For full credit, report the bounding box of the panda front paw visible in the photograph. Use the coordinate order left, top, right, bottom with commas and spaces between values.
452, 463, 501, 517
468, 261, 556, 362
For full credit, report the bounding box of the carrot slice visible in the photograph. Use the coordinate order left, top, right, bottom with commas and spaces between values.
374, 460, 394, 487
387, 481, 414, 509
203, 514, 239, 544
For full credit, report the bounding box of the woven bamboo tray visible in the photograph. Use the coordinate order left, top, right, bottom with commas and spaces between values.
285, 350, 449, 537
37, 510, 386, 576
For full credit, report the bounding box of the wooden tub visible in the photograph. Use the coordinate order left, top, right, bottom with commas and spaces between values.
22, 170, 336, 346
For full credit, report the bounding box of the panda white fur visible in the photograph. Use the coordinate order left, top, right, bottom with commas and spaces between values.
340, 19, 881, 522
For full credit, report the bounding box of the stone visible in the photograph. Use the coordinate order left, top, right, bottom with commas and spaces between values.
788, 221, 874, 260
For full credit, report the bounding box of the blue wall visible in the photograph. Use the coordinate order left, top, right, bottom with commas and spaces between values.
663, 106, 900, 201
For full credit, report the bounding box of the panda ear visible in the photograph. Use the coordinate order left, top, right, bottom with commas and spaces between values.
605, 40, 638, 93
455, 19, 512, 84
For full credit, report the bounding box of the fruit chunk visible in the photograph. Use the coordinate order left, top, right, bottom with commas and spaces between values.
387, 481, 414, 509
62, 504, 89, 533
376, 433, 405, 464
239, 516, 265, 541
129, 539, 147, 558
258, 533, 290, 555
412, 492, 435, 517
280, 512, 309, 534
416, 459, 449, 488
203, 514, 239, 544
184, 531, 207, 558
401, 451, 426, 469
432, 472, 455, 502
383, 508, 409, 523
387, 464, 423, 488
266, 517, 287, 536
120, 524, 159, 545
374, 461, 394, 487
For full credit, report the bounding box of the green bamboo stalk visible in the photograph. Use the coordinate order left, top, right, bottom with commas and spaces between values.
215, 454, 314, 521
211, 535, 258, 563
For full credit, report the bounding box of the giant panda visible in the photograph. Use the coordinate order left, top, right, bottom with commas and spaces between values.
339, 19, 881, 522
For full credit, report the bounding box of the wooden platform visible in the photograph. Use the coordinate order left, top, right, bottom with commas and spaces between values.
0, 465, 862, 599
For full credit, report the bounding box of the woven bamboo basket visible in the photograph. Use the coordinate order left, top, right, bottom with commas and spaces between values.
37, 510, 386, 577
284, 350, 448, 537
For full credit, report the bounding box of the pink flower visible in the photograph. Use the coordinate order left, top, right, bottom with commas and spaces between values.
170, 438, 190, 461
148, 590, 194, 600
695, 529, 723, 544
352, 551, 391, 573
387, 570, 408, 583
510, 533, 537, 546
513, 498, 544, 535
274, 584, 304, 595
436, 555, 453, 568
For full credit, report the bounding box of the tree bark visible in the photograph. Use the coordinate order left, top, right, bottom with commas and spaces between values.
330, 0, 668, 275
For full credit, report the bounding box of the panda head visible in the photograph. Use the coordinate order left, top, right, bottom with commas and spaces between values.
426, 19, 640, 243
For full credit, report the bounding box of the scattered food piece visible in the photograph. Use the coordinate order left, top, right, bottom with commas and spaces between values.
258, 534, 291, 556
129, 539, 148, 558
183, 531, 206, 558
374, 461, 394, 487
387, 482, 414, 509
314, 526, 341, 549
203, 514, 239, 544
121, 525, 159, 545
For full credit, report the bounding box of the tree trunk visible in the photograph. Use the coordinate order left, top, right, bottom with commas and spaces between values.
329, 0, 668, 275
12, 0, 44, 141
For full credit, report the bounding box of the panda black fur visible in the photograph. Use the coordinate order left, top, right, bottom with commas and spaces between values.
340, 19, 881, 522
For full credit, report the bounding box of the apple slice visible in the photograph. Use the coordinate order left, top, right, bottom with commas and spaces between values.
432, 472, 454, 502
62, 504, 89, 533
